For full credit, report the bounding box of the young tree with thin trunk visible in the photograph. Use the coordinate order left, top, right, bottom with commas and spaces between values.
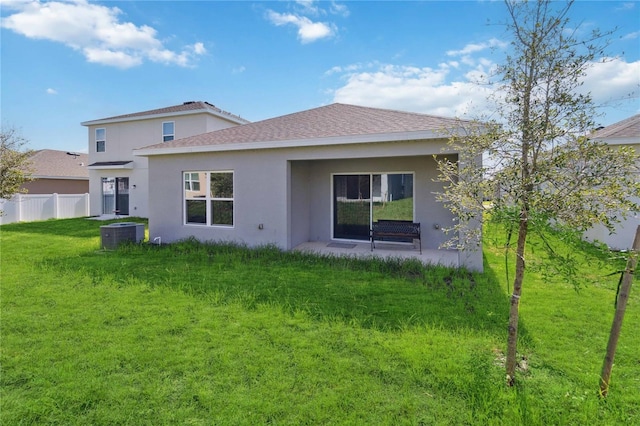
436, 0, 640, 386
0, 127, 34, 212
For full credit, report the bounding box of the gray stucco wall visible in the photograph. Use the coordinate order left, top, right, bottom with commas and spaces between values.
300, 155, 455, 250
148, 149, 290, 247
289, 161, 311, 249
145, 138, 483, 271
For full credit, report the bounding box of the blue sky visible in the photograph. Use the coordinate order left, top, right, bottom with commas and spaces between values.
2, 0, 639, 153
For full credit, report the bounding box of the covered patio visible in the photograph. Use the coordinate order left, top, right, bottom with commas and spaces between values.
293, 240, 460, 268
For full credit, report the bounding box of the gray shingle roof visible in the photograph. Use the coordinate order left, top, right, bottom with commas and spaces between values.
82, 101, 249, 125
591, 114, 640, 139
140, 103, 467, 151
28, 150, 89, 179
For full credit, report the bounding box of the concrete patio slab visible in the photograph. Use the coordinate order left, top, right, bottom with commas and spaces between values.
293, 241, 459, 268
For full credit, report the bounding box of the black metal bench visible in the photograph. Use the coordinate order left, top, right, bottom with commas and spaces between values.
370, 220, 422, 254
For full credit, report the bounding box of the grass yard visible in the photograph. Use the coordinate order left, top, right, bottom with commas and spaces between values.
373, 197, 414, 221
1, 218, 638, 424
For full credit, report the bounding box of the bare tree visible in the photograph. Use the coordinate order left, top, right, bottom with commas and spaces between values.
436, 0, 640, 386
0, 127, 34, 209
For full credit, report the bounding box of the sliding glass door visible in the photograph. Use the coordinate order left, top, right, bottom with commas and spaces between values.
333, 175, 371, 240
333, 173, 414, 240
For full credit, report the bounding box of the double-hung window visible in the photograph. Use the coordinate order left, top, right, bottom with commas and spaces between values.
184, 171, 234, 226
163, 121, 175, 142
96, 128, 106, 152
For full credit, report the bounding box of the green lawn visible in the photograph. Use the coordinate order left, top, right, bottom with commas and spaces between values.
1, 218, 638, 424
373, 197, 414, 221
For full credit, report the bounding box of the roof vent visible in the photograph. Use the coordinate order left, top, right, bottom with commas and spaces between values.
183, 101, 196, 105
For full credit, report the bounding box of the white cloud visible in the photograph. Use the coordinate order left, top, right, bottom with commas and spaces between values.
580, 57, 640, 106
83, 47, 142, 69
616, 2, 635, 11
324, 63, 363, 75
292, 0, 349, 17
46, 88, 57, 95
232, 65, 246, 74
330, 1, 350, 17
0, 0, 206, 69
194, 42, 206, 55
621, 31, 639, 40
330, 63, 494, 118
266, 10, 335, 43
295, 0, 321, 16
328, 56, 638, 120
446, 38, 508, 57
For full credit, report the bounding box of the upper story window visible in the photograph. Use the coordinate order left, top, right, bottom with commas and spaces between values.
96, 128, 106, 152
184, 172, 201, 192
163, 121, 175, 142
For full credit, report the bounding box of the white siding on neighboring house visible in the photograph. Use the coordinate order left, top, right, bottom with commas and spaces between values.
583, 115, 640, 250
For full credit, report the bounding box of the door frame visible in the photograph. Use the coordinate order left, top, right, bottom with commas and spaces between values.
101, 176, 129, 215
330, 171, 415, 242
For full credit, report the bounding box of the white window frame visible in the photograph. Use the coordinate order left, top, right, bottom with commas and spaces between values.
96, 128, 106, 152
183, 171, 234, 227
162, 121, 175, 142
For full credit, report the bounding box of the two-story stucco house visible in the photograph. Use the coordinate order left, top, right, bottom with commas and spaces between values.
81, 101, 249, 218
134, 103, 484, 271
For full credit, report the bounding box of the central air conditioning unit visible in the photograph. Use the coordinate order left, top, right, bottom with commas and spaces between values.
100, 222, 145, 250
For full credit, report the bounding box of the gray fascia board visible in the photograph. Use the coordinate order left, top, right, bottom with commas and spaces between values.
32, 175, 89, 180
134, 129, 461, 157
594, 137, 639, 146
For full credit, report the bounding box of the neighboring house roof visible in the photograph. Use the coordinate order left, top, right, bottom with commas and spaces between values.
28, 149, 89, 180
590, 114, 640, 144
81, 101, 250, 126
136, 103, 471, 156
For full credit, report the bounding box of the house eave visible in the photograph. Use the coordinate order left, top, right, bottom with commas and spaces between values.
594, 137, 639, 146
81, 109, 249, 127
134, 129, 459, 157
88, 161, 134, 170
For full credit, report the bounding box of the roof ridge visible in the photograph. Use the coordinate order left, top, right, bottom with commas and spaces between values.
83, 101, 249, 124
331, 102, 471, 122
198, 101, 248, 123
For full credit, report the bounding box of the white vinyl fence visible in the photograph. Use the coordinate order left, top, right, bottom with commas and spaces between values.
0, 193, 90, 225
